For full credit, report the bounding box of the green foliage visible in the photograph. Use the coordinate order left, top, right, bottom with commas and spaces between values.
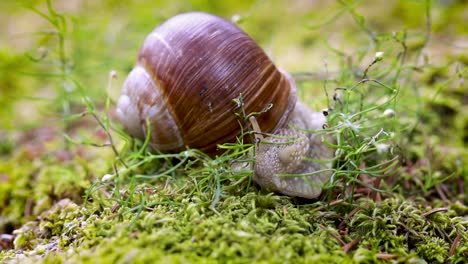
0, 50, 35, 129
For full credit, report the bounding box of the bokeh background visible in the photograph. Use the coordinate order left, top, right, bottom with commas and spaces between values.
1, 0, 466, 129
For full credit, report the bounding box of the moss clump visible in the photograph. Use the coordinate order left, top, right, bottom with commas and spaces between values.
415, 237, 449, 264
351, 198, 468, 262
3, 194, 352, 263
2, 188, 467, 263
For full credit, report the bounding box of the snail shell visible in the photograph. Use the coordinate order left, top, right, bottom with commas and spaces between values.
117, 12, 297, 153
117, 12, 333, 199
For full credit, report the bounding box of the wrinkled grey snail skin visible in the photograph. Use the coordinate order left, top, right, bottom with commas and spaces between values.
247, 101, 334, 199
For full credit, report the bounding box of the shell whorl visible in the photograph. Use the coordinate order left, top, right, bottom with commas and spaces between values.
117, 12, 297, 153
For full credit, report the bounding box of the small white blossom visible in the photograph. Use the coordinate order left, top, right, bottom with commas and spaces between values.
375, 51, 384, 61
231, 14, 242, 23
375, 143, 389, 154
101, 174, 114, 182
109, 70, 117, 79
383, 108, 395, 118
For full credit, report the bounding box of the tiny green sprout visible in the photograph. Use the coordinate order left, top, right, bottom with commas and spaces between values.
35, 244, 46, 255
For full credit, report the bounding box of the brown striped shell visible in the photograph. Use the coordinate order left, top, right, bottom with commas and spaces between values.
117, 12, 297, 153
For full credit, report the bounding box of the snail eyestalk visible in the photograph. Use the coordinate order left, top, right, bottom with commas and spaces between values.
249, 116, 264, 142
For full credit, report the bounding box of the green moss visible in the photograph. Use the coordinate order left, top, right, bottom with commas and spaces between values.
416, 237, 449, 264
3, 193, 352, 263
3, 184, 467, 263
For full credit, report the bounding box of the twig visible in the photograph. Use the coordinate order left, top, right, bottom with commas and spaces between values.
318, 224, 346, 246
343, 238, 360, 253
311, 193, 364, 212
448, 233, 462, 257
376, 253, 398, 260
435, 184, 449, 203
421, 207, 448, 218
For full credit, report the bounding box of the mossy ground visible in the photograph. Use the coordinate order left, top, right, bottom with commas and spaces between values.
1, 0, 468, 263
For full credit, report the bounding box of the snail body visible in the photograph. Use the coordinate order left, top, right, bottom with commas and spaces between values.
117, 12, 333, 198
252, 101, 333, 199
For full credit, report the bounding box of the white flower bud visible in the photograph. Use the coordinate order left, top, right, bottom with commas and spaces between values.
375, 143, 389, 154
109, 70, 117, 79
375, 51, 384, 61
383, 109, 395, 118
102, 174, 114, 182
231, 14, 242, 23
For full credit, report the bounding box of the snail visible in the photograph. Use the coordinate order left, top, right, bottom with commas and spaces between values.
116, 12, 333, 199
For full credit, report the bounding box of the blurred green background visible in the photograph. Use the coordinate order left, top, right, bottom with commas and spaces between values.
1, 0, 466, 130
